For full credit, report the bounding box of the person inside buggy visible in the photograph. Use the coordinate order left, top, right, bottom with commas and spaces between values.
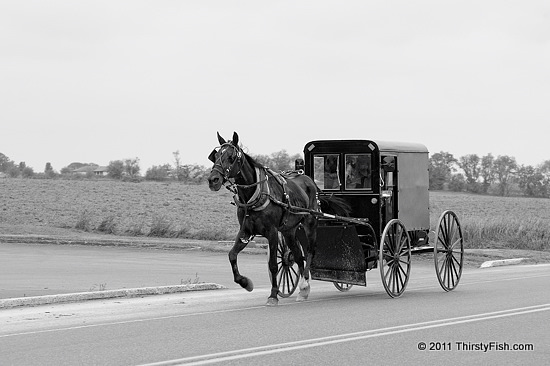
345, 154, 371, 190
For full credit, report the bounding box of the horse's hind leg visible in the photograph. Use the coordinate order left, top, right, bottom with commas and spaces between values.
266, 228, 280, 306
292, 226, 310, 302
298, 218, 317, 301
229, 230, 254, 292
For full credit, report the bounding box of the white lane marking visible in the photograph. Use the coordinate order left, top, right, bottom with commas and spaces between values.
1, 271, 549, 338
141, 303, 550, 366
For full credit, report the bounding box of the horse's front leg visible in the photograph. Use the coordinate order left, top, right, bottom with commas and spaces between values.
229, 230, 254, 292
266, 229, 280, 306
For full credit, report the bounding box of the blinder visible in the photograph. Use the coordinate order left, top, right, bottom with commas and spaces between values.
208, 142, 243, 181
208, 148, 218, 163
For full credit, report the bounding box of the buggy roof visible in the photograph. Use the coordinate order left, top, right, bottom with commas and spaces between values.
305, 140, 428, 154
373, 140, 428, 154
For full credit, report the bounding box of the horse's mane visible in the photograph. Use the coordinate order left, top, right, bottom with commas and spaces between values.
242, 150, 265, 170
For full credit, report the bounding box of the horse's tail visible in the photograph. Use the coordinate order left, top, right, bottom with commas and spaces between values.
318, 195, 351, 217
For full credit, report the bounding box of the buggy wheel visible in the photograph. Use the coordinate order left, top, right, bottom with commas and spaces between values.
276, 232, 300, 298
333, 282, 353, 292
434, 210, 464, 291
379, 219, 411, 298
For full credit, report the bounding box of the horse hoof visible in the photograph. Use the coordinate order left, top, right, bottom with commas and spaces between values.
244, 278, 254, 292
239, 277, 254, 292
296, 286, 310, 302
266, 297, 279, 306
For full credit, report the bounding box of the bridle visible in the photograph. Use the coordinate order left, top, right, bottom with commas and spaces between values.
209, 142, 244, 183
209, 142, 271, 196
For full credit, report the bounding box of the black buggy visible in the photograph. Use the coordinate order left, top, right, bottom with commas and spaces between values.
276, 139, 464, 298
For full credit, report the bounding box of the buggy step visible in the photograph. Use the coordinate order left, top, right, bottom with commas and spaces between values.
411, 246, 433, 254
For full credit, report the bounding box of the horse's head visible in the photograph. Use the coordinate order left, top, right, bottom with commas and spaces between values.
207, 131, 243, 191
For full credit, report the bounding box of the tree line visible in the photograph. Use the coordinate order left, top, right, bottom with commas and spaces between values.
430, 152, 550, 197
2, 150, 549, 198
0, 150, 301, 184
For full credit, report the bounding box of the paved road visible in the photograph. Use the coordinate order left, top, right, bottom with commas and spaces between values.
0, 242, 268, 299
0, 242, 549, 365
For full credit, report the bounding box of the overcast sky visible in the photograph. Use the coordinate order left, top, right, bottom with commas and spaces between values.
1, 1, 549, 172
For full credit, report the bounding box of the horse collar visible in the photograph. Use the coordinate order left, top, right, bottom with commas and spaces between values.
232, 167, 271, 211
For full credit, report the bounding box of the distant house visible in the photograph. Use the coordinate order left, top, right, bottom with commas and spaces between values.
72, 165, 97, 176
94, 166, 109, 176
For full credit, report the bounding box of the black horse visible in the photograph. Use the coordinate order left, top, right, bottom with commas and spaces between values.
208, 131, 348, 306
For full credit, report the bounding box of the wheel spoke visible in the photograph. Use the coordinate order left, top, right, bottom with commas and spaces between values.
395, 265, 404, 291
434, 211, 464, 292
449, 258, 458, 288
397, 261, 409, 279
383, 265, 392, 283
451, 252, 462, 267
380, 220, 410, 298
286, 269, 292, 292
277, 267, 284, 287
398, 257, 410, 266
276, 231, 302, 298
276, 263, 283, 276
392, 268, 398, 294
449, 237, 461, 250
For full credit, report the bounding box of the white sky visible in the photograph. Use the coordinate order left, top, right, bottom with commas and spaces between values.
1, 1, 549, 172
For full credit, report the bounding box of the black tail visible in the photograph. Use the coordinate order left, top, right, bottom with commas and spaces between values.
318, 195, 351, 217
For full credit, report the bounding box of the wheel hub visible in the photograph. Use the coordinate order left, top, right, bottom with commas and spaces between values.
282, 250, 295, 267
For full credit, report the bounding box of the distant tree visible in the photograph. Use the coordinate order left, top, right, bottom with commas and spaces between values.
187, 164, 209, 184
429, 152, 457, 190
66, 162, 87, 170
175, 164, 209, 183
251, 153, 270, 167
124, 158, 140, 177
44, 162, 56, 178
250, 150, 302, 172
145, 164, 171, 181
517, 165, 547, 197
21, 166, 34, 178
269, 150, 294, 172
536, 160, 550, 198
0, 153, 15, 173
60, 166, 73, 174
173, 150, 184, 181
107, 160, 125, 179
493, 155, 517, 196
449, 173, 466, 192
480, 154, 496, 194
458, 154, 481, 193
85, 167, 95, 179
539, 160, 550, 187
18, 162, 26, 171
7, 165, 20, 178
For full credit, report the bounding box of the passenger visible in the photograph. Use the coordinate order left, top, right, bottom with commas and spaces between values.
346, 156, 371, 189
324, 155, 340, 189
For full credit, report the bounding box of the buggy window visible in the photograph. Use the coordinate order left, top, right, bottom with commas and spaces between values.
345, 154, 372, 190
313, 154, 340, 190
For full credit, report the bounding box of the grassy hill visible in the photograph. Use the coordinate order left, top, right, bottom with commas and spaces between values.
1, 178, 549, 251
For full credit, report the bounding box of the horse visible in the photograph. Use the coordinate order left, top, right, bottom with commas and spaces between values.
207, 131, 349, 306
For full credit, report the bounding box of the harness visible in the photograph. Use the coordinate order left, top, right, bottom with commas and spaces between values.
210, 142, 313, 229
230, 167, 272, 211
